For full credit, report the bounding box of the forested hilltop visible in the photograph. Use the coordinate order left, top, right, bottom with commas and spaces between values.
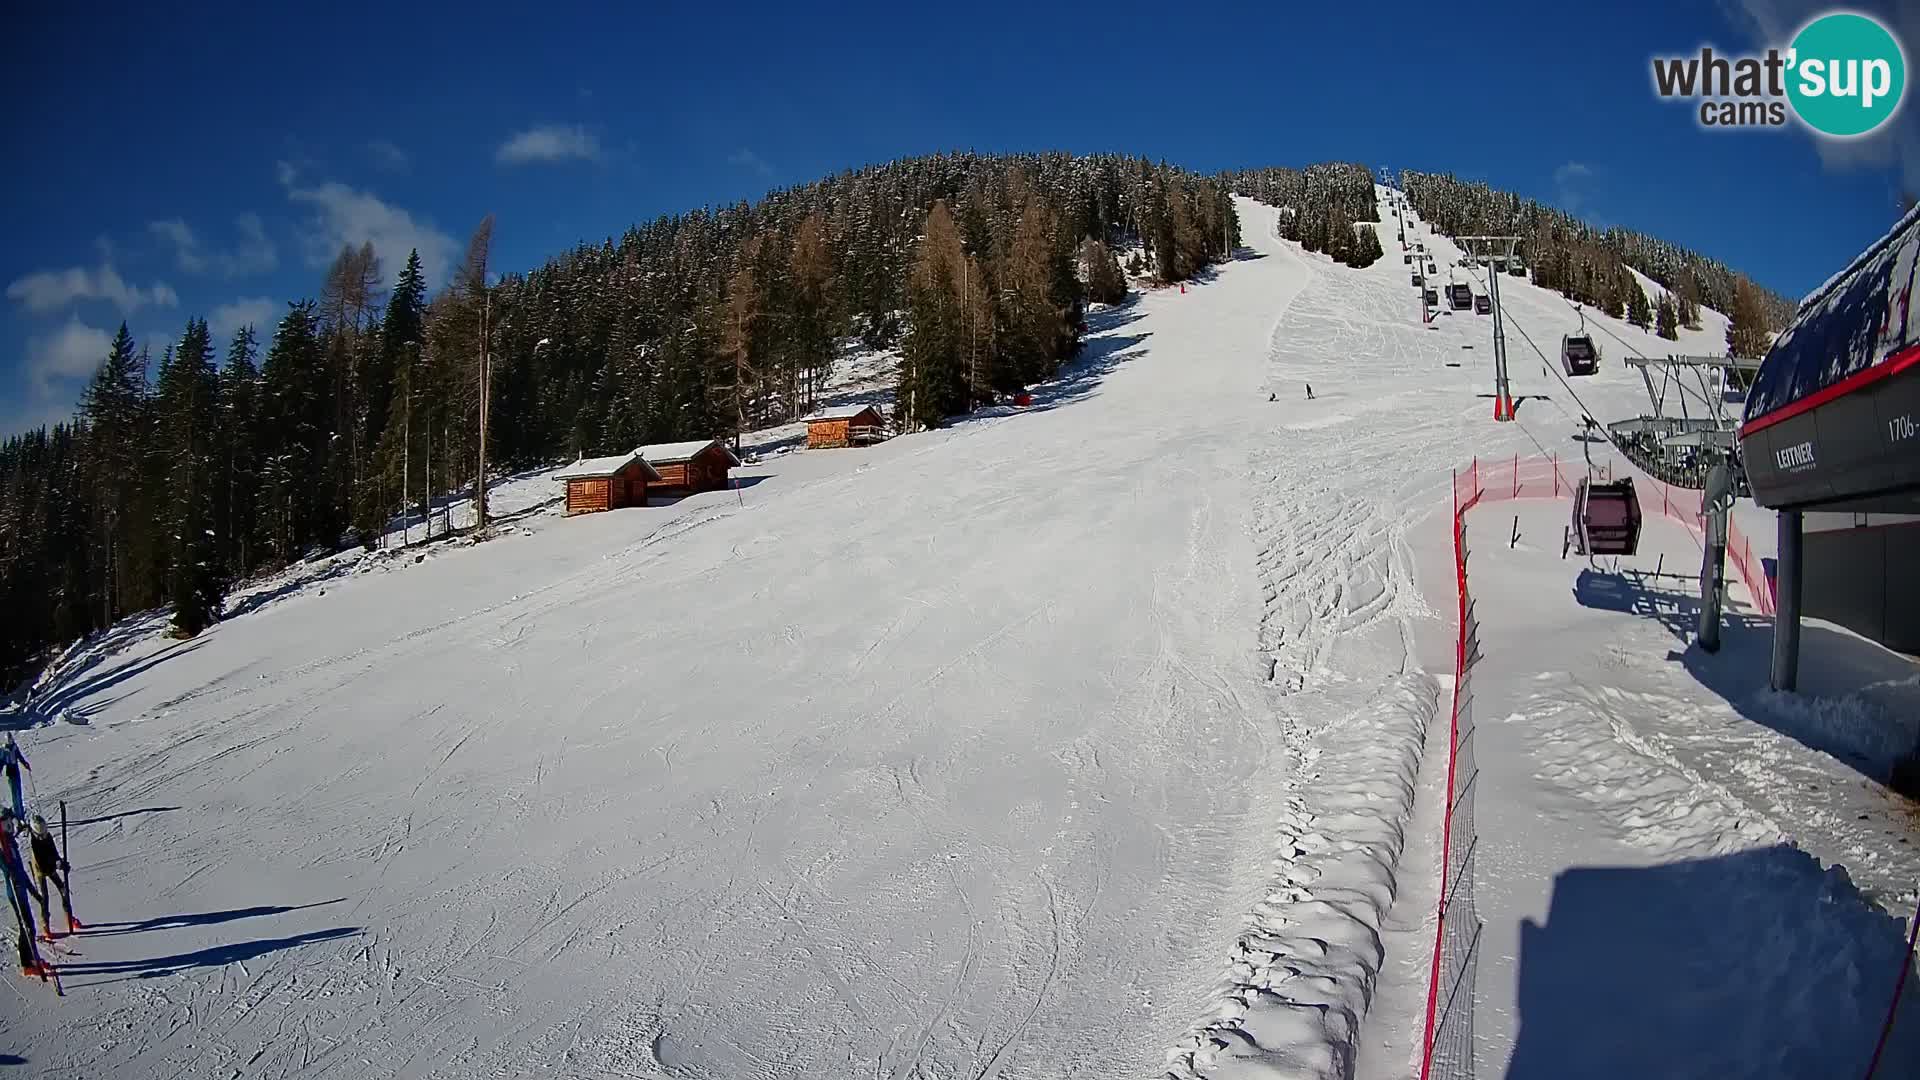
1400, 170, 1795, 348
1221, 163, 1385, 267
0, 152, 1240, 683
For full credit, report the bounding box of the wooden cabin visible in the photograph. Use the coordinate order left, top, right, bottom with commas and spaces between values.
637, 439, 741, 496
804, 405, 887, 449
556, 452, 661, 516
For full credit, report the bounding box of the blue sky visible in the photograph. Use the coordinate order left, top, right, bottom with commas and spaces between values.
1, 0, 1909, 437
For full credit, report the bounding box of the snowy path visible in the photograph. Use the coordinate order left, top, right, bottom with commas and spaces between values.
1463, 500, 1920, 1078
6, 202, 1323, 1079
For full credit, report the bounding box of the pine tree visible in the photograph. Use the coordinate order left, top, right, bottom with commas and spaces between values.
1678, 276, 1704, 330
154, 319, 226, 635
80, 324, 153, 622
1655, 293, 1679, 341
217, 327, 261, 578
256, 301, 326, 563
1627, 281, 1653, 330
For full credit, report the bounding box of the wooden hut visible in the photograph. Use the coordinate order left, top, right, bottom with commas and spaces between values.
637, 439, 741, 496
804, 405, 887, 449
556, 452, 660, 516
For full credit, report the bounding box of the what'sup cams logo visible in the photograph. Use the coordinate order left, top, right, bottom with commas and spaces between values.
1652, 11, 1906, 136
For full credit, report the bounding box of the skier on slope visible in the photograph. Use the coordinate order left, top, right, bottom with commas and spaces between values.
0, 735, 28, 819
26, 814, 78, 938
0, 810, 45, 976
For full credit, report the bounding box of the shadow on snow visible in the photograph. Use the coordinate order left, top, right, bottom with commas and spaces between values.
60, 926, 362, 988
1505, 845, 1920, 1078
1572, 566, 1920, 796
80, 898, 347, 939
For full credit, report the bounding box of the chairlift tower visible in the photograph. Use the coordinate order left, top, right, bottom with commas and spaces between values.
1610, 353, 1766, 478
1458, 235, 1522, 420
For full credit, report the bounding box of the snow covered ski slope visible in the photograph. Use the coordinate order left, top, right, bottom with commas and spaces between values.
5, 192, 1914, 1080
8, 199, 1333, 1079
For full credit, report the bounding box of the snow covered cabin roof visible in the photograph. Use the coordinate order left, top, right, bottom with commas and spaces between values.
554, 452, 661, 481
637, 439, 742, 466
802, 405, 882, 423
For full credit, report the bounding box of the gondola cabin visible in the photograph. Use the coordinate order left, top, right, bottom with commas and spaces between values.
805, 405, 888, 449
556, 452, 660, 516
1474, 293, 1492, 315
1412, 271, 1424, 286
1449, 283, 1473, 310
1424, 287, 1440, 307
1562, 334, 1599, 376
1571, 478, 1643, 556
637, 439, 741, 496
1508, 259, 1527, 277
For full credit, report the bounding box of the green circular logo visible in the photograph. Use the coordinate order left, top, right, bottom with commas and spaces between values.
1787, 12, 1906, 137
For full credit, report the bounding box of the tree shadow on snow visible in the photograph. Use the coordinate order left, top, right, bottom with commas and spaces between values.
1572, 567, 1920, 795
10, 637, 205, 729
1505, 846, 1920, 1079
82, 898, 347, 938
60, 926, 362, 988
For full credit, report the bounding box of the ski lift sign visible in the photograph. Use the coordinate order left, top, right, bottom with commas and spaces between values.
1651, 11, 1906, 137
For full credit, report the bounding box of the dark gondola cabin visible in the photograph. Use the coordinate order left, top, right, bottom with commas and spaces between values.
637, 439, 742, 497
1424, 287, 1439, 307
1572, 478, 1643, 556
1562, 334, 1599, 376
1475, 293, 1492, 315
804, 405, 887, 449
1412, 271, 1424, 286
1450, 283, 1473, 311
556, 452, 661, 516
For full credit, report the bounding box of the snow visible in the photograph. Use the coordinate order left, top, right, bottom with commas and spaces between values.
1456, 498, 1920, 1077
801, 404, 881, 423
637, 438, 735, 464
1, 192, 1912, 1080
551, 452, 652, 480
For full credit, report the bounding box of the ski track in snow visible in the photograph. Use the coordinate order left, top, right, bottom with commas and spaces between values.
7, 193, 1914, 1080
4, 199, 1311, 1080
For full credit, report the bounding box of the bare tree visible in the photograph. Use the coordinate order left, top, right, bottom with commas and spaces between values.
453, 216, 495, 530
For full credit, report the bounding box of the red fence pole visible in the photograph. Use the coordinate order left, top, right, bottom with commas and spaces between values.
1862, 895, 1920, 1079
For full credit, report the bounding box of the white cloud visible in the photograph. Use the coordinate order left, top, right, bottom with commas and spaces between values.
1554, 161, 1596, 213
728, 147, 774, 178
150, 219, 203, 270
5, 263, 177, 315
209, 296, 279, 343
149, 213, 278, 276
496, 125, 601, 165
277, 164, 457, 284
26, 318, 114, 391
368, 139, 410, 173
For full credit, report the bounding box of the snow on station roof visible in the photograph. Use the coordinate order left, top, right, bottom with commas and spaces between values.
637, 439, 742, 465
802, 405, 882, 423
554, 452, 660, 481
